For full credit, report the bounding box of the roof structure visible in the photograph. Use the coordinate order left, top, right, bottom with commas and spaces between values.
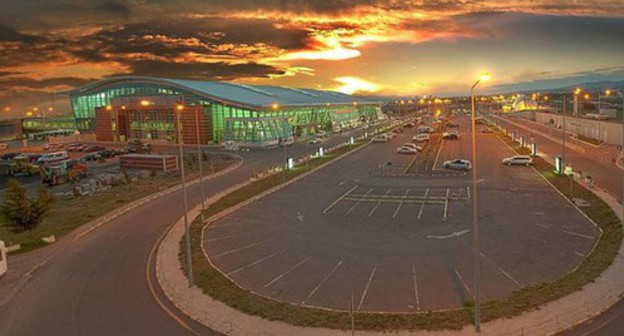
67, 76, 382, 109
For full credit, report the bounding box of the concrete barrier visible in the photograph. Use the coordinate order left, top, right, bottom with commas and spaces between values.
0, 241, 7, 277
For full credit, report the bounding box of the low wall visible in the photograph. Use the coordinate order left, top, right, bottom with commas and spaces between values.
515, 111, 624, 146
48, 134, 96, 144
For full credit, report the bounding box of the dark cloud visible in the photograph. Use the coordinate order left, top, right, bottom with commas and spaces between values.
122, 60, 285, 80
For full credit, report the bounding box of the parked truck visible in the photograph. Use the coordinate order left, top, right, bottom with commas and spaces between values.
40, 159, 88, 186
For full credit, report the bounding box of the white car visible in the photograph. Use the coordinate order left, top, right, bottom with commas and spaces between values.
400, 143, 422, 151
502, 155, 533, 166
316, 131, 327, 137
372, 135, 389, 143
442, 130, 460, 140
397, 146, 418, 154
417, 126, 434, 134
310, 137, 323, 144
385, 132, 396, 139
443, 159, 472, 171
413, 133, 430, 142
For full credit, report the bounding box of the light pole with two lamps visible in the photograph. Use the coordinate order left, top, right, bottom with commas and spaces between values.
176, 104, 194, 287
470, 71, 490, 332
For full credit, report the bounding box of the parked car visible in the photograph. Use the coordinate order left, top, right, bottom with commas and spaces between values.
309, 137, 323, 144
316, 130, 327, 137
447, 122, 459, 128
98, 149, 117, 158
396, 146, 419, 154
413, 133, 430, 142
385, 132, 397, 139
82, 145, 106, 153
279, 137, 295, 147
1, 152, 19, 161
481, 128, 493, 133
443, 159, 472, 171
0, 143, 8, 150
36, 151, 69, 165
400, 143, 422, 151
502, 155, 533, 166
403, 122, 415, 128
392, 128, 403, 133
372, 134, 389, 143
66, 143, 85, 151
417, 126, 434, 134
442, 130, 460, 140
43, 143, 65, 151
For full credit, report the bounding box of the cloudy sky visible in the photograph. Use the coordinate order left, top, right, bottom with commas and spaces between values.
1, 0, 623, 118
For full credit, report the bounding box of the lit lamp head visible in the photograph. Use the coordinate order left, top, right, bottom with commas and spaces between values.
478, 72, 491, 82
176, 104, 184, 111
140, 100, 151, 106
574, 88, 582, 95
605, 89, 612, 96
105, 105, 113, 111
271, 103, 279, 110
584, 93, 590, 100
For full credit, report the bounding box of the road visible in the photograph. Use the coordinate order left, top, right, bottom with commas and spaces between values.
0, 122, 393, 336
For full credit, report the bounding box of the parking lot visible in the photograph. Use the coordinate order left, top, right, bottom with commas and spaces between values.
202, 114, 600, 313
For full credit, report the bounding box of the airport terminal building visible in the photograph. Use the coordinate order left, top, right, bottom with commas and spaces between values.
68, 76, 384, 146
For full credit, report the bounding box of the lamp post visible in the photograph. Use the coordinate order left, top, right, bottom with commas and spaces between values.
176, 105, 194, 287
470, 71, 490, 332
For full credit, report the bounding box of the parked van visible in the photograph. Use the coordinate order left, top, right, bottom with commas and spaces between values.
36, 151, 69, 164
413, 133, 430, 142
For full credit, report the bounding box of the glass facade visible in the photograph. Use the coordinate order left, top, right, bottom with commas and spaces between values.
22, 117, 80, 130
71, 81, 381, 145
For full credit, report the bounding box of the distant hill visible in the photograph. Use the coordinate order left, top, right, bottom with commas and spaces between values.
511, 80, 624, 94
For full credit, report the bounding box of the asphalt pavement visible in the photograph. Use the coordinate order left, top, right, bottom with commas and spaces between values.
0, 123, 390, 336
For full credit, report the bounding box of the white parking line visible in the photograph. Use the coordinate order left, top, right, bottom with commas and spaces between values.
323, 185, 358, 214
574, 251, 586, 257
451, 264, 474, 299
358, 264, 377, 310
228, 248, 289, 275
368, 188, 391, 217
301, 261, 343, 305
479, 251, 521, 286
563, 230, 595, 239
432, 137, 445, 170
412, 264, 421, 311
264, 257, 311, 289
443, 188, 450, 221
347, 188, 373, 215
466, 186, 470, 200
392, 189, 410, 218
417, 188, 430, 220
212, 239, 272, 258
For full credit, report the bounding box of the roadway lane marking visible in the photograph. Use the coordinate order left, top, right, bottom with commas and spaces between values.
479, 251, 521, 286
451, 263, 474, 299
412, 264, 421, 311
417, 188, 430, 220
575, 251, 586, 257
392, 189, 410, 218
466, 186, 470, 200
427, 229, 471, 239
228, 248, 289, 275
212, 239, 272, 258
323, 185, 358, 214
563, 230, 596, 240
263, 257, 311, 289
357, 264, 377, 310
347, 188, 373, 215
301, 261, 343, 305
368, 188, 391, 217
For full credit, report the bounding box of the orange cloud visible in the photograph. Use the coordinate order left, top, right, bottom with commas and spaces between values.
333, 76, 382, 94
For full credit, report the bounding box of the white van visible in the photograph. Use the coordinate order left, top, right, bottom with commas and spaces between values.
37, 151, 69, 164
413, 133, 430, 142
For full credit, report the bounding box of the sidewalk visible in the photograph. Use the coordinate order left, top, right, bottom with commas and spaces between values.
157, 154, 624, 335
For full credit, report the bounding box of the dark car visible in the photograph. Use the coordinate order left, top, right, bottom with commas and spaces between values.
1, 152, 20, 161
82, 145, 106, 153
447, 122, 459, 128
81, 153, 102, 162
98, 149, 117, 158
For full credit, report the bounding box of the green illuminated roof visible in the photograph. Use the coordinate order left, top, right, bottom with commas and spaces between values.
68, 76, 381, 109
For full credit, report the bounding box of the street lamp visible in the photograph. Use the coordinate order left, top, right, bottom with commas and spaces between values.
470, 71, 489, 332
176, 104, 194, 287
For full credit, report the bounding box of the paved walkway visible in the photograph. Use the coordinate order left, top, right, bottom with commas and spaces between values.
156, 147, 624, 336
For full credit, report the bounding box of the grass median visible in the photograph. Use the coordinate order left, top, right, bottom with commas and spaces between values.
181, 126, 622, 331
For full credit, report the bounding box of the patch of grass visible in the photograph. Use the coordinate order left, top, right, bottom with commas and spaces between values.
0, 158, 235, 254
182, 126, 622, 331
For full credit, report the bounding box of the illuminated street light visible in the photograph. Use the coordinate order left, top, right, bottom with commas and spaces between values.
176, 104, 194, 287
140, 100, 151, 106
470, 71, 490, 333
584, 93, 590, 100
272, 103, 279, 110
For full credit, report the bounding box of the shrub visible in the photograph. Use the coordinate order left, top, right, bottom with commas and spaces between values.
1, 179, 54, 231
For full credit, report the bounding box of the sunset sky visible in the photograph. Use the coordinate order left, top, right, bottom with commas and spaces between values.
1, 0, 623, 117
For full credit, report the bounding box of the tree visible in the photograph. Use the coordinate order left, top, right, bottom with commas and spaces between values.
1, 180, 54, 231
